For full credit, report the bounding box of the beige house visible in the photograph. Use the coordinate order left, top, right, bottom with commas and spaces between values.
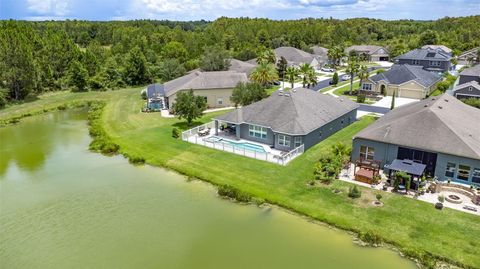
360, 64, 441, 99
145, 71, 249, 110
345, 45, 389, 61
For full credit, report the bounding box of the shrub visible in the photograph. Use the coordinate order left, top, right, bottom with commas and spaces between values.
348, 186, 362, 199
462, 98, 480, 109
356, 94, 366, 103
359, 231, 382, 246
435, 202, 444, 210
172, 128, 180, 139
376, 68, 385, 75
376, 193, 382, 202
141, 91, 147, 99
217, 185, 252, 203
438, 195, 445, 203
126, 154, 146, 165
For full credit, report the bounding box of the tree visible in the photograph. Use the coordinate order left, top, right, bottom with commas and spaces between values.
327, 46, 345, 67
256, 49, 276, 65
276, 56, 288, 79
68, 60, 89, 92
306, 69, 318, 88
162, 41, 188, 63
390, 90, 396, 109
299, 63, 315, 88
256, 29, 270, 46
357, 64, 369, 89
332, 72, 339, 86
156, 59, 186, 81
124, 46, 149, 85
172, 90, 207, 126
376, 193, 382, 203
345, 56, 360, 95
418, 30, 439, 46
250, 62, 279, 86
476, 49, 480, 64
200, 46, 231, 71
286, 67, 298, 88
230, 82, 267, 107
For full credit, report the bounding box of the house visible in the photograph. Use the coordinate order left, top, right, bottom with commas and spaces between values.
229, 59, 257, 75
456, 47, 479, 65
454, 64, 480, 99
421, 45, 453, 56
345, 45, 389, 61
311, 46, 329, 66
145, 71, 249, 110
360, 64, 441, 99
214, 88, 359, 152
394, 48, 452, 73
351, 94, 480, 186
273, 46, 320, 69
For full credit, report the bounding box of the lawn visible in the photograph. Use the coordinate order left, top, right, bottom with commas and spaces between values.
1, 88, 479, 268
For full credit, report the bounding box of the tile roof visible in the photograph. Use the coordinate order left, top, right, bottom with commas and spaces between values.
369, 64, 441, 88
354, 94, 480, 160
215, 88, 359, 135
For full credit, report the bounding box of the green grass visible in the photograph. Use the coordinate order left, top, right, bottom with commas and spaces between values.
1, 88, 480, 268
266, 85, 282, 95
429, 89, 443, 97
333, 81, 360, 96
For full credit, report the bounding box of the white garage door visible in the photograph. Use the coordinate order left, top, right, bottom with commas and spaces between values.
399, 88, 423, 99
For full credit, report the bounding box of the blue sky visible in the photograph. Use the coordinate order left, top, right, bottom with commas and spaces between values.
1, 0, 479, 21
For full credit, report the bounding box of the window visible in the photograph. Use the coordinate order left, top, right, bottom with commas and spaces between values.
412, 60, 420, 65
294, 137, 302, 147
445, 162, 456, 178
217, 98, 223, 105
429, 61, 440, 67
319, 131, 322, 138
468, 86, 473, 91
362, 83, 372, 91
457, 164, 471, 181
472, 168, 480, 183
278, 134, 291, 147
359, 145, 375, 160
249, 125, 267, 139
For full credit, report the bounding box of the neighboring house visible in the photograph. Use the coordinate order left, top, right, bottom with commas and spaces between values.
457, 47, 479, 65
394, 48, 452, 73
351, 94, 480, 186
360, 64, 441, 99
454, 64, 480, 99
214, 88, 359, 151
421, 45, 453, 56
345, 45, 390, 61
273, 46, 320, 69
144, 71, 249, 110
229, 59, 257, 75
311, 46, 329, 66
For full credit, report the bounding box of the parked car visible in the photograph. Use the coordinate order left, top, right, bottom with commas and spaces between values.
328, 80, 336, 85
342, 74, 351, 81
321, 67, 335, 72
273, 81, 281, 86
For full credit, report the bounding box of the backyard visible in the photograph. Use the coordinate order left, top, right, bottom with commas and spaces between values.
1, 88, 479, 268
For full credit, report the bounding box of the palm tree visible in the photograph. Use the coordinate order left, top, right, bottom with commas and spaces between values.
327, 46, 346, 67
299, 63, 314, 88
357, 64, 369, 91
345, 56, 360, 95
285, 66, 298, 88
257, 49, 276, 65
307, 69, 318, 88
250, 62, 279, 87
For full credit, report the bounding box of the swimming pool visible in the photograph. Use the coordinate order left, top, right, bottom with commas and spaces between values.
205, 136, 267, 153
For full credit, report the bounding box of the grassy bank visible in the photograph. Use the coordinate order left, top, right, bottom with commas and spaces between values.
1, 88, 479, 268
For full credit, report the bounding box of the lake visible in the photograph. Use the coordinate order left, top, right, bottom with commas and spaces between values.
0, 110, 416, 269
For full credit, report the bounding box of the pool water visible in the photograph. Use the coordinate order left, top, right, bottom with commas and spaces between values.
207, 136, 266, 153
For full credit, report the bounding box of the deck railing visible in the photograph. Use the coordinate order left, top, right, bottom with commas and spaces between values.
181, 121, 216, 140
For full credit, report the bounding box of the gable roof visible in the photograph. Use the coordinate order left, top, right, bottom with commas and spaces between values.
229, 59, 257, 75
459, 64, 480, 77
274, 47, 315, 66
345, 45, 388, 55
215, 88, 359, 135
311, 46, 328, 56
354, 94, 480, 160
369, 64, 441, 88
421, 45, 452, 54
455, 80, 480, 92
395, 48, 451, 61
163, 71, 248, 97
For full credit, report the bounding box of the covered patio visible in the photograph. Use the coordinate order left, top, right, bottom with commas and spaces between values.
384, 159, 426, 191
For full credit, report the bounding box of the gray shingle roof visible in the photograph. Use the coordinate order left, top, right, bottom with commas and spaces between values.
369, 64, 441, 87
274, 47, 315, 66
215, 88, 359, 135
455, 80, 480, 91
229, 59, 257, 75
354, 94, 480, 160
345, 45, 388, 55
163, 71, 248, 97
311, 46, 328, 56
421, 45, 452, 54
395, 48, 451, 61
459, 64, 480, 77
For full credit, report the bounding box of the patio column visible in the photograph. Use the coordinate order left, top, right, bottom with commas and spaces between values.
215, 120, 219, 135
235, 125, 240, 139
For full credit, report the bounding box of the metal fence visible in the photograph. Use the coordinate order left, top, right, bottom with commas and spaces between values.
181, 122, 304, 165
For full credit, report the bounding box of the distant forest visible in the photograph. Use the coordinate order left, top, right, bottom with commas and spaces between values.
1, 16, 480, 105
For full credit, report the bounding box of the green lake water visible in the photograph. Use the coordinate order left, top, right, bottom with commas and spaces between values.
0, 110, 417, 269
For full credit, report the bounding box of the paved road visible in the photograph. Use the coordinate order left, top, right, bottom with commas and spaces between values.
358, 104, 390, 114
312, 66, 385, 92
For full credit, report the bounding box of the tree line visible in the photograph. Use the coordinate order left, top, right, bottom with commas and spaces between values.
1, 16, 480, 107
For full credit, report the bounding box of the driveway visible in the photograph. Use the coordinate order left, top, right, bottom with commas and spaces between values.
312, 66, 385, 92
356, 96, 419, 119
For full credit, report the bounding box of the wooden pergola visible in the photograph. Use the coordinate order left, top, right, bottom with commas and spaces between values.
353, 158, 381, 184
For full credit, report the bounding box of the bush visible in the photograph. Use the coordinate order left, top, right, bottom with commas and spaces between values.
126, 154, 145, 165
376, 193, 382, 202
356, 94, 366, 103
172, 128, 180, 139
217, 185, 252, 203
463, 98, 480, 109
438, 195, 445, 203
359, 231, 382, 246
435, 202, 444, 210
376, 68, 385, 75
348, 186, 362, 198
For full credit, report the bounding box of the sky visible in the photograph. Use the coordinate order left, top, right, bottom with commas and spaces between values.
0, 0, 479, 21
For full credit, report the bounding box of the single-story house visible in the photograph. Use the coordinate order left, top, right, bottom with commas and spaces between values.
214, 88, 359, 151
394, 48, 452, 73
273, 46, 320, 69
351, 94, 480, 186
360, 64, 441, 99
311, 46, 329, 66
229, 59, 257, 75
454, 64, 480, 99
421, 45, 453, 56
345, 45, 389, 61
457, 47, 479, 65
145, 71, 249, 110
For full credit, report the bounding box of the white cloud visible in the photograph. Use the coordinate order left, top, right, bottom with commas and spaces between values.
27, 0, 70, 16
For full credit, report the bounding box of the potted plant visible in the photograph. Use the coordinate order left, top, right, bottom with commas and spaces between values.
375, 193, 382, 205
435, 195, 445, 210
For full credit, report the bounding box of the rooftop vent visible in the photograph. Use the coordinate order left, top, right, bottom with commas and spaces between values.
424, 104, 428, 107
444, 99, 449, 102
438, 106, 443, 109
